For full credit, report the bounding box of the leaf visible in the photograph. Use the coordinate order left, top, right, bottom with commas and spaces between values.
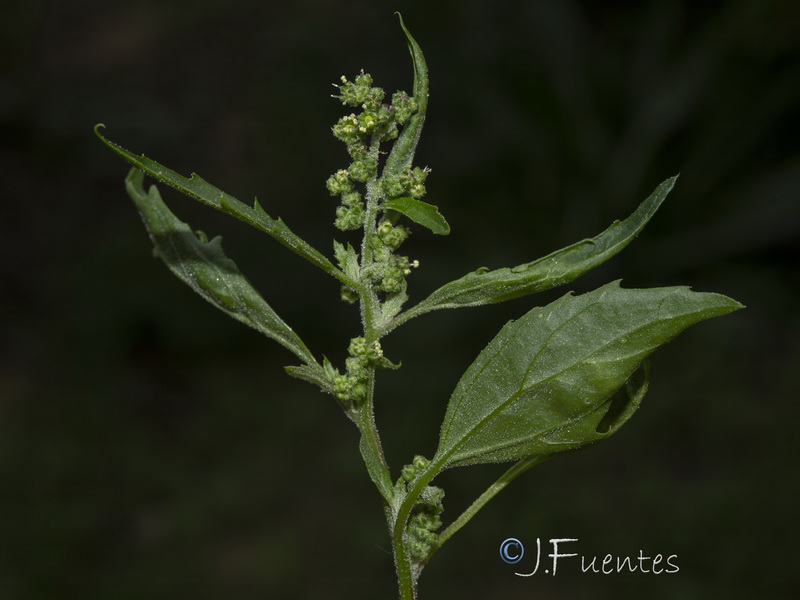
383, 197, 450, 235
399, 177, 677, 322
95, 124, 353, 288
383, 14, 428, 179
360, 437, 395, 504
380, 285, 409, 325
432, 281, 742, 469
333, 240, 360, 282
125, 168, 317, 366
284, 364, 333, 394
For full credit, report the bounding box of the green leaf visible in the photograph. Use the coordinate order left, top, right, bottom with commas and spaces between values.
95, 124, 354, 288
383, 14, 428, 179
125, 168, 318, 366
397, 177, 677, 324
284, 364, 333, 394
383, 197, 450, 235
360, 437, 395, 504
432, 281, 742, 469
333, 240, 360, 282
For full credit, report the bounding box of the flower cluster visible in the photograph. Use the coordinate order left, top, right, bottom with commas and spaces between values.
367, 219, 417, 293
326, 71, 420, 232
401, 455, 445, 562
381, 166, 429, 200
332, 336, 395, 404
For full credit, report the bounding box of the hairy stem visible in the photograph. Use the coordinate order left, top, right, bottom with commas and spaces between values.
359, 135, 385, 341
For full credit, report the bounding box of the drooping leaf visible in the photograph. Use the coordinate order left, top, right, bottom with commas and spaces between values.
397, 177, 677, 324
126, 168, 318, 366
432, 281, 742, 469
382, 14, 428, 179
384, 197, 450, 235
95, 125, 353, 287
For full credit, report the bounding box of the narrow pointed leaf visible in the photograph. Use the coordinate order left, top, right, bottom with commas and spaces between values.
284, 364, 333, 394
95, 125, 353, 287
384, 197, 450, 235
398, 177, 677, 324
126, 168, 317, 366
432, 281, 742, 469
383, 14, 428, 179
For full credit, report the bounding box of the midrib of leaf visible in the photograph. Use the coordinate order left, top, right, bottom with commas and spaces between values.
435, 296, 705, 467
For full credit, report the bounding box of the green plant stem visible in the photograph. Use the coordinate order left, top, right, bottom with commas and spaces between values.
359, 135, 385, 341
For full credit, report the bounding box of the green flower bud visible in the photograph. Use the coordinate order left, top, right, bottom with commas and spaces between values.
377, 220, 409, 250
345, 356, 367, 376
332, 114, 362, 144
326, 169, 353, 195
401, 464, 417, 482
380, 272, 403, 293
380, 174, 407, 198
335, 203, 363, 231
357, 111, 378, 134
347, 142, 368, 159
391, 91, 418, 124
349, 156, 378, 182
412, 455, 430, 470
341, 191, 362, 208
407, 538, 429, 561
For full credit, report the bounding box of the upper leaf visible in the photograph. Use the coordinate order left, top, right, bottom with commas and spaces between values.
396, 177, 677, 324
382, 14, 429, 179
126, 168, 319, 367
432, 281, 742, 469
95, 125, 353, 288
383, 197, 450, 235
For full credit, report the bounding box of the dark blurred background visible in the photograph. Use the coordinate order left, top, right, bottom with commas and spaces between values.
2, 0, 798, 598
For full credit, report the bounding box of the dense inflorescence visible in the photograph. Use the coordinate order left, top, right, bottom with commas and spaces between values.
327, 70, 426, 299
400, 455, 445, 562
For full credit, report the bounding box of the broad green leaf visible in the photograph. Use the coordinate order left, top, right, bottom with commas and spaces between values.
95, 125, 353, 288
383, 197, 450, 235
126, 168, 318, 366
397, 177, 676, 324
432, 281, 742, 469
382, 14, 428, 179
